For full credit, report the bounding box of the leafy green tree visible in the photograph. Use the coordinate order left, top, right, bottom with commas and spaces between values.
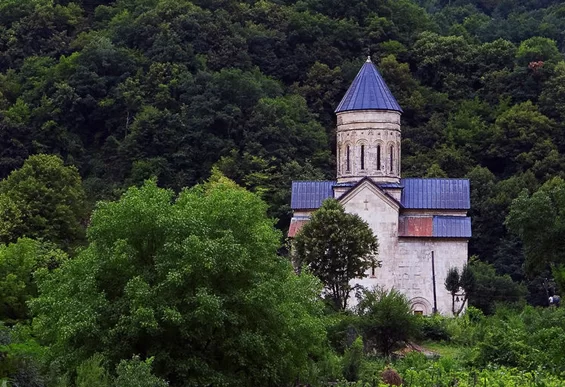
469, 261, 527, 315
356, 287, 418, 357
488, 101, 557, 177
294, 199, 379, 310
0, 324, 45, 387
114, 356, 168, 387
342, 336, 363, 382
0, 154, 87, 250
76, 354, 111, 387
425, 163, 448, 178
411, 32, 474, 97
444, 264, 475, 316
516, 36, 562, 67
0, 238, 66, 324
31, 175, 328, 386
506, 177, 565, 274
539, 61, 565, 122
445, 267, 461, 315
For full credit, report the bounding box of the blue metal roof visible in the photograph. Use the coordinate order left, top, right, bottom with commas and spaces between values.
291, 181, 335, 210
433, 216, 472, 238
291, 178, 470, 210
400, 178, 470, 210
335, 58, 402, 113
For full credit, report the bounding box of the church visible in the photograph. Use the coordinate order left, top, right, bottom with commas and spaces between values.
289, 57, 471, 316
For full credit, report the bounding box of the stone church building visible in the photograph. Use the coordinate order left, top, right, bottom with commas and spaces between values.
289, 57, 471, 316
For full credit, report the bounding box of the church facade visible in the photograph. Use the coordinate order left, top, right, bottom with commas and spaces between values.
289, 58, 471, 316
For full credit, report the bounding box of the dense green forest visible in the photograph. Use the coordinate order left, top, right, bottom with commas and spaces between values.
2, 0, 565, 384
3, 0, 565, 305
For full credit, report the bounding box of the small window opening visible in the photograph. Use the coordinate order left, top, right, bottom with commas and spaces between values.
377, 145, 381, 170
390, 145, 394, 173
346, 146, 350, 172
414, 310, 424, 316
360, 145, 365, 170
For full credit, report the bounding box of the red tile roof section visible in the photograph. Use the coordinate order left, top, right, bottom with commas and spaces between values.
288, 219, 309, 238
398, 216, 433, 237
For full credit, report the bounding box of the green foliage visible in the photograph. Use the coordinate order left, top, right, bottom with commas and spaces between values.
468, 261, 526, 315
76, 354, 111, 387
507, 177, 565, 273
516, 36, 562, 66
114, 356, 168, 387
31, 176, 328, 386
356, 288, 418, 357
445, 267, 460, 315
0, 0, 563, 308
0, 238, 66, 324
294, 199, 379, 310
444, 264, 475, 316
418, 314, 451, 342
342, 337, 363, 382
0, 324, 45, 387
0, 154, 87, 251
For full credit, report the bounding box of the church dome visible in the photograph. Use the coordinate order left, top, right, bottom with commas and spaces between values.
335, 57, 402, 113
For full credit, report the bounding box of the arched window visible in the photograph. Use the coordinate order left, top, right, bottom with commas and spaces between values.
360, 145, 365, 170
377, 145, 381, 170
346, 145, 350, 172
390, 145, 394, 173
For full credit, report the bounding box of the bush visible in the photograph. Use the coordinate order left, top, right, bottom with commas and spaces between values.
342, 337, 363, 382
114, 356, 168, 387
418, 314, 451, 342
76, 354, 111, 387
356, 287, 418, 357
326, 312, 361, 354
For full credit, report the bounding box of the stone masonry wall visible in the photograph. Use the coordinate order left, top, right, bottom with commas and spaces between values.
336, 110, 402, 184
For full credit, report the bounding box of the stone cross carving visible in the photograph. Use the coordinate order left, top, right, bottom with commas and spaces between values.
364, 197, 369, 210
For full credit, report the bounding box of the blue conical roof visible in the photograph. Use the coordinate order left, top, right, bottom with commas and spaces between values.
335, 57, 402, 113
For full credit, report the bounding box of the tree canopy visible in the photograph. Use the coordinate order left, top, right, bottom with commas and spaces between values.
506, 177, 565, 274
31, 175, 328, 386
294, 199, 379, 310
0, 0, 564, 304
0, 154, 87, 250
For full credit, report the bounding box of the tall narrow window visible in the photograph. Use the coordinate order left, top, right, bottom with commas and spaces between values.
390, 145, 394, 173
346, 146, 350, 172
360, 145, 365, 170
377, 145, 381, 170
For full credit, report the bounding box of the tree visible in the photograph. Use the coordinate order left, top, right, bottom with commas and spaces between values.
468, 261, 526, 315
0, 238, 66, 324
488, 101, 557, 177
0, 154, 87, 250
75, 354, 111, 387
445, 267, 461, 315
356, 287, 418, 357
114, 356, 168, 387
506, 177, 565, 274
444, 264, 476, 317
294, 199, 379, 310
515, 37, 562, 67
31, 175, 328, 386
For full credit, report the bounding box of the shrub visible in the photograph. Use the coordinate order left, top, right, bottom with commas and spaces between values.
342, 337, 364, 382
356, 288, 418, 356
326, 312, 362, 354
418, 314, 451, 342
76, 354, 111, 387
114, 356, 168, 387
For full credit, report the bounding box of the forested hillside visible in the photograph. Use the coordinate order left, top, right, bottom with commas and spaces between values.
2, 0, 565, 303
